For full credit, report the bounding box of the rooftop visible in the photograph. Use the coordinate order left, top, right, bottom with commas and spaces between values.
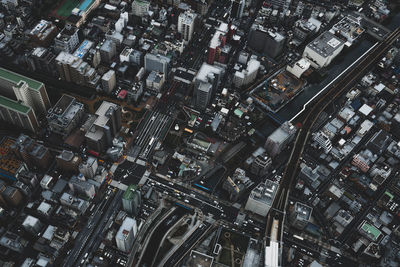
122, 184, 138, 200
0, 67, 43, 91
0, 95, 30, 113
249, 179, 279, 205
306, 31, 345, 57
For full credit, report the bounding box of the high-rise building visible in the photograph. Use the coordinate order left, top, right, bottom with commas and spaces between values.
144, 53, 170, 75
231, 0, 245, 19
79, 157, 98, 179
54, 25, 80, 53
122, 184, 141, 216
100, 39, 117, 63
290, 202, 312, 230
68, 174, 96, 199
265, 121, 297, 157
233, 58, 260, 88
251, 152, 272, 176
115, 217, 137, 253
312, 131, 332, 153
22, 215, 43, 235
132, 0, 150, 17
245, 180, 278, 217
248, 28, 286, 58
28, 47, 57, 76
85, 101, 122, 152
269, 0, 292, 11
194, 63, 224, 110
178, 10, 197, 43
56, 150, 82, 173
0, 67, 50, 117
47, 95, 85, 137
0, 95, 39, 132
101, 70, 116, 93
146, 71, 165, 92
12, 134, 52, 170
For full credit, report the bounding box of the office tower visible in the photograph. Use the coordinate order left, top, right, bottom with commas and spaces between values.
233, 58, 260, 88
56, 150, 82, 173
54, 25, 80, 53
251, 152, 272, 176
194, 63, 224, 110
122, 185, 141, 216
79, 157, 98, 179
195, 82, 212, 110
290, 202, 312, 230
265, 121, 297, 157
12, 134, 52, 170
178, 10, 197, 43
231, 0, 245, 19
47, 95, 85, 137
101, 70, 116, 93
28, 47, 57, 76
22, 215, 43, 235
116, 217, 137, 253
85, 101, 122, 152
245, 180, 278, 216
144, 53, 170, 75
100, 39, 117, 63
248, 28, 286, 58
146, 71, 165, 92
269, 0, 292, 11
68, 174, 96, 199
132, 0, 150, 17
0, 95, 39, 132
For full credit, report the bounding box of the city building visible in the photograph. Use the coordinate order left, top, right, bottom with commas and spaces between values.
0, 95, 39, 132
47, 95, 85, 137
352, 153, 371, 173
251, 152, 272, 176
56, 150, 81, 173
2, 185, 23, 206
0, 67, 50, 116
293, 19, 318, 44
144, 53, 170, 75
101, 70, 116, 93
100, 39, 117, 63
265, 121, 297, 157
312, 131, 332, 153
248, 27, 286, 58
12, 134, 52, 170
115, 217, 137, 253
269, 0, 292, 11
194, 63, 224, 110
22, 215, 42, 235
233, 58, 260, 88
72, 39, 94, 60
231, 0, 245, 19
132, 0, 150, 17
60, 192, 89, 214
29, 20, 58, 47
28, 47, 57, 76
55, 51, 100, 87
68, 174, 96, 199
358, 221, 382, 242
222, 168, 254, 201
122, 184, 141, 216
146, 71, 165, 92
0, 232, 26, 253
286, 58, 311, 78
178, 10, 197, 43
85, 101, 122, 152
207, 22, 234, 64
330, 15, 364, 46
127, 82, 144, 103
54, 25, 80, 53
303, 31, 345, 69
290, 202, 312, 230
245, 180, 279, 217
79, 156, 98, 179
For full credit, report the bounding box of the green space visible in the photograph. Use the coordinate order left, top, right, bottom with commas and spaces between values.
56, 0, 81, 18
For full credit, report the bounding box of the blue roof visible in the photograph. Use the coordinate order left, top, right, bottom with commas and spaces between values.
351, 98, 362, 110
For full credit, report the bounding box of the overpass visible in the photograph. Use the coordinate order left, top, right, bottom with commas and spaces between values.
263, 27, 400, 267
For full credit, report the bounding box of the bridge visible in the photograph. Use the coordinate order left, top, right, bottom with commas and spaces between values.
263, 27, 400, 267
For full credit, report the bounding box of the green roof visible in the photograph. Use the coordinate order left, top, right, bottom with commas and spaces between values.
122, 184, 138, 200
385, 191, 394, 201
0, 68, 43, 91
0, 95, 30, 113
361, 222, 381, 241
